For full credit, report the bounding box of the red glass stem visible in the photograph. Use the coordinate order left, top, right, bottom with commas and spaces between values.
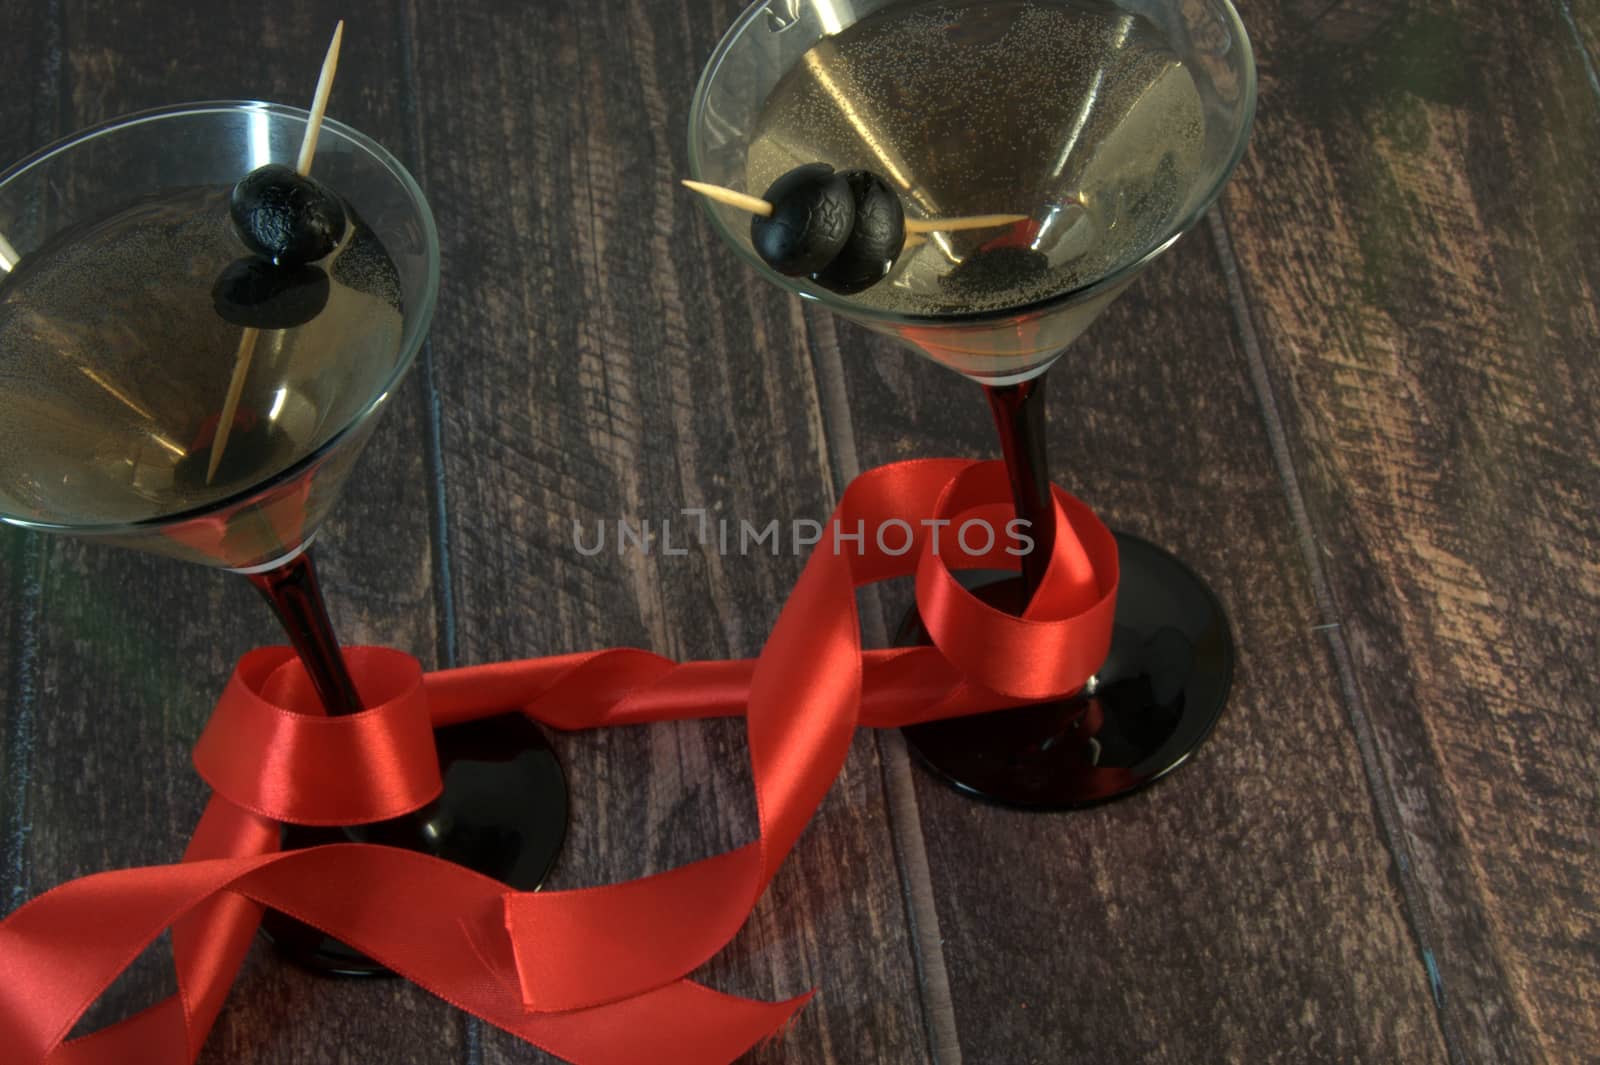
984, 375, 1057, 611
246, 549, 365, 717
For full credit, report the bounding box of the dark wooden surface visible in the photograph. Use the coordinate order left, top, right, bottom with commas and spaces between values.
1, 1, 1596, 1062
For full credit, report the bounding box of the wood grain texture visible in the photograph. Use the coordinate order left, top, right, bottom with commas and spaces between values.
1221, 0, 1600, 1061
830, 222, 1451, 1062
0, 0, 55, 925
404, 0, 931, 1061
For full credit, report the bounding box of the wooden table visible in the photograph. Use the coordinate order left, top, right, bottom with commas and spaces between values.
2, 1, 1595, 1062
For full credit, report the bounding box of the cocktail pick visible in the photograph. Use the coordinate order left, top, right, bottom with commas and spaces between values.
208, 20, 344, 485
681, 178, 1026, 233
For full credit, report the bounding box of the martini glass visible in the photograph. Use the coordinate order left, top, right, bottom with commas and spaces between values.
689, 0, 1256, 806
0, 102, 568, 970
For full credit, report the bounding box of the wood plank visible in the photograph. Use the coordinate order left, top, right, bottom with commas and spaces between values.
1221, 0, 1600, 1060
0, 0, 56, 926
832, 210, 1450, 1058
5, 2, 461, 1061
405, 0, 934, 1061
0, 533, 39, 915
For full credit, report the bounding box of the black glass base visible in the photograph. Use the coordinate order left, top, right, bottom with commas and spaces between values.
263, 712, 568, 975
899, 532, 1233, 808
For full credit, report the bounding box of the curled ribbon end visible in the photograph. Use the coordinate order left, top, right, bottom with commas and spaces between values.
757, 989, 818, 1051
194, 647, 443, 827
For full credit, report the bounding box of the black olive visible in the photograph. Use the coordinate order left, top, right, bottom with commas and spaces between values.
229, 163, 347, 266
751, 164, 854, 277
811, 169, 906, 294
211, 256, 330, 330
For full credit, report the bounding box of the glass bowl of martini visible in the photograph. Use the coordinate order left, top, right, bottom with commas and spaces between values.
689, 0, 1256, 807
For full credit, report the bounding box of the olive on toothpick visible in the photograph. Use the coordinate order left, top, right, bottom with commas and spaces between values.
684, 166, 1027, 295
206, 19, 343, 484
230, 163, 348, 267
815, 169, 906, 295
750, 163, 856, 276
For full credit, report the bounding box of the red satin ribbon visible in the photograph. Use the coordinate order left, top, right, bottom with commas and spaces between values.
0, 459, 1117, 1065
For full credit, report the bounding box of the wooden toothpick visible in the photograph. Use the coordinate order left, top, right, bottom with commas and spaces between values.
0, 232, 19, 272
208, 329, 260, 478
681, 180, 774, 217
208, 19, 344, 485
681, 178, 1027, 236
904, 213, 1028, 234
295, 20, 342, 175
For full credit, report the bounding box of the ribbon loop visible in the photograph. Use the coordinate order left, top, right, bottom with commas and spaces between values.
917, 473, 1119, 701
194, 646, 442, 826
